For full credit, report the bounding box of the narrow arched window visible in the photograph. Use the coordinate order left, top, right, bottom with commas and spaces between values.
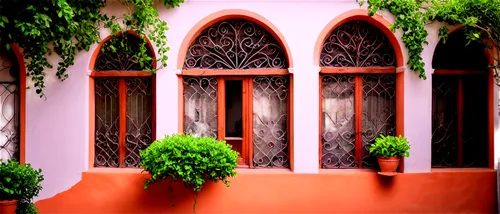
319, 20, 399, 169
181, 18, 291, 169
431, 30, 490, 168
91, 33, 155, 168
0, 48, 20, 162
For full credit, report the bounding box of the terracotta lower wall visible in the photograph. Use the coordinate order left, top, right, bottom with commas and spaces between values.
35, 169, 498, 213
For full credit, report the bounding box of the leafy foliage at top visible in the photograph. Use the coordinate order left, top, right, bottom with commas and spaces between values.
369, 134, 411, 158
0, 0, 184, 98
139, 134, 238, 212
359, 0, 500, 83
0, 159, 44, 214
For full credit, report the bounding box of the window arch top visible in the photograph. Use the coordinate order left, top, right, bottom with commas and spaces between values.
320, 20, 396, 67
183, 18, 288, 70
94, 33, 154, 71
432, 30, 488, 70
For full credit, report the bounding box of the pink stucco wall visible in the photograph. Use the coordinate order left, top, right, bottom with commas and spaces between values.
22, 0, 500, 201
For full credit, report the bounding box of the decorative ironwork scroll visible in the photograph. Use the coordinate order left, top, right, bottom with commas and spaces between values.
125, 77, 153, 167
321, 74, 356, 168
0, 50, 19, 162
252, 76, 289, 168
94, 78, 120, 167
94, 34, 154, 71
320, 20, 396, 67
183, 77, 218, 138
431, 76, 459, 167
183, 19, 288, 69
362, 74, 396, 168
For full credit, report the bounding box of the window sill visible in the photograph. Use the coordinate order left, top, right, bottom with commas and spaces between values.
86, 168, 146, 174
431, 168, 496, 173
319, 168, 378, 174
85, 167, 293, 175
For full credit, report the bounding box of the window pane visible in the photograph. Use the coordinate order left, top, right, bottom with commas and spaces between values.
94, 78, 120, 167
321, 75, 355, 168
225, 80, 243, 138
462, 75, 488, 167
431, 75, 459, 167
124, 77, 153, 167
0, 50, 19, 161
362, 74, 396, 168
252, 76, 289, 168
183, 77, 218, 138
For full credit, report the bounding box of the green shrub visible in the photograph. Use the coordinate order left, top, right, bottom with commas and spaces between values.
0, 159, 44, 214
139, 133, 238, 192
369, 134, 411, 158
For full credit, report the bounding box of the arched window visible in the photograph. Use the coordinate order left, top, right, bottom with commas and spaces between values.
319, 20, 400, 169
181, 18, 291, 169
0, 47, 20, 162
91, 33, 155, 168
431, 30, 490, 168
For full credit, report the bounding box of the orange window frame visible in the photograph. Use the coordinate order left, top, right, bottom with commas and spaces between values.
178, 69, 294, 170
432, 69, 494, 168
318, 67, 405, 171
88, 71, 156, 168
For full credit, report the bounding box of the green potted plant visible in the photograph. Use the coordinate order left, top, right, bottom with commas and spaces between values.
369, 134, 411, 172
0, 160, 44, 214
139, 134, 238, 213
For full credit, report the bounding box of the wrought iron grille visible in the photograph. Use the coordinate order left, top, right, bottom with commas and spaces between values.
183, 19, 288, 69
320, 20, 396, 67
94, 34, 154, 71
94, 78, 120, 167
125, 77, 153, 167
183, 77, 218, 138
0, 50, 19, 162
431, 76, 459, 167
361, 74, 396, 168
321, 74, 356, 168
252, 76, 289, 168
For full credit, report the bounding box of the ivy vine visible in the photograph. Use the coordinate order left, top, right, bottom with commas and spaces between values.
0, 0, 184, 98
359, 0, 500, 84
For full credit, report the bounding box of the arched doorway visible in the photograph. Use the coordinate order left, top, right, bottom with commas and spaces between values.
179, 15, 293, 169
431, 29, 491, 168
318, 19, 404, 169
89, 32, 156, 168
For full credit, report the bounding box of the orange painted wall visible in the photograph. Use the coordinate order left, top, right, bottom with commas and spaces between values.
35, 170, 497, 213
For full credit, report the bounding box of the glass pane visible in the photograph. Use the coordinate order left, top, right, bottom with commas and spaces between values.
124, 77, 153, 167
361, 74, 396, 168
0, 50, 19, 162
225, 80, 243, 138
321, 75, 355, 168
431, 75, 459, 167
94, 78, 120, 167
462, 75, 488, 167
183, 77, 218, 138
252, 76, 289, 168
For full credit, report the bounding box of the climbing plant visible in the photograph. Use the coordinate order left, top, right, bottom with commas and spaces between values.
0, 0, 184, 98
359, 0, 500, 84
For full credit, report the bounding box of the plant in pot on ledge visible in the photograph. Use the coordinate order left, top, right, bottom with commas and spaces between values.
0, 160, 44, 214
369, 134, 411, 173
139, 133, 239, 213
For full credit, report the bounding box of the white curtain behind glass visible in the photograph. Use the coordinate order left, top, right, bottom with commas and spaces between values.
0, 50, 19, 162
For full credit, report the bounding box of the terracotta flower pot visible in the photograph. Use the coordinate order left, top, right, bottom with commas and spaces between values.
377, 156, 400, 172
0, 200, 18, 214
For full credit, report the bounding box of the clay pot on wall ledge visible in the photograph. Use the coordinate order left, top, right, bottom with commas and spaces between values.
0, 200, 18, 214
377, 156, 400, 172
